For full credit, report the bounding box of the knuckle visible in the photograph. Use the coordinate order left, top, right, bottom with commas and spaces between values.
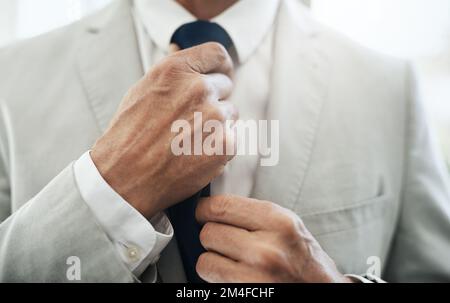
207, 42, 232, 68
223, 131, 234, 150
190, 77, 211, 101
229, 104, 239, 121
261, 202, 301, 240
261, 200, 281, 218
211, 104, 227, 122
199, 222, 215, 245
148, 64, 163, 79
256, 247, 285, 273
208, 42, 228, 58
213, 164, 226, 178
196, 253, 210, 275
163, 57, 178, 71
203, 104, 225, 123
217, 153, 230, 166
220, 103, 239, 121
224, 128, 238, 158
164, 58, 179, 73
152, 58, 180, 79
260, 200, 276, 210
278, 214, 301, 240
209, 195, 232, 219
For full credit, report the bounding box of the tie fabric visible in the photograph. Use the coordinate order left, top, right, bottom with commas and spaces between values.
168, 21, 235, 283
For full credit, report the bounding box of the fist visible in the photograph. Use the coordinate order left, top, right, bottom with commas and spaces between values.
91, 43, 238, 218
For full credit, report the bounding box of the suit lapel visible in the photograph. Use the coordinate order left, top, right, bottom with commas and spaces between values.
252, 0, 331, 210
77, 0, 143, 132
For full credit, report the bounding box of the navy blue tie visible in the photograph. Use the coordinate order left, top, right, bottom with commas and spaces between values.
168, 21, 234, 283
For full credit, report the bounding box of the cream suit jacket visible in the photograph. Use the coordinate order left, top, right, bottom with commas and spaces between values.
0, 0, 449, 282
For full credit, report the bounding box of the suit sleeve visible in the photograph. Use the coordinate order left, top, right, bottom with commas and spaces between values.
0, 111, 136, 282
384, 64, 450, 282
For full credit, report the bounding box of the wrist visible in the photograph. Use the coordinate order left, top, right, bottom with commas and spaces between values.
304, 248, 355, 283
90, 148, 161, 219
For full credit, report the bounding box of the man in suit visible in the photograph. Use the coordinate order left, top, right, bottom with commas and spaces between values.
0, 0, 449, 283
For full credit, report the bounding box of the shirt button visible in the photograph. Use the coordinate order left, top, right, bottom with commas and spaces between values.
126, 246, 141, 263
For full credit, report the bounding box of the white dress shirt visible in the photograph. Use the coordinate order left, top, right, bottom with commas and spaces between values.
74, 0, 280, 280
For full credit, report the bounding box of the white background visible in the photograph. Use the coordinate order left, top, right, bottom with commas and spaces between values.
0, 0, 449, 167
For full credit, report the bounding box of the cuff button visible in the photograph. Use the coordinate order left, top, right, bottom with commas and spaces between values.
126, 246, 141, 263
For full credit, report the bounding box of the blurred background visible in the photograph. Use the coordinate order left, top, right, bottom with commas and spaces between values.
0, 0, 449, 168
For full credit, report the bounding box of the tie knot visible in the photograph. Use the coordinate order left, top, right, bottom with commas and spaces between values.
170, 20, 234, 52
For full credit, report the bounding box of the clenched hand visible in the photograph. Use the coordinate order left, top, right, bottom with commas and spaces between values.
91, 42, 238, 218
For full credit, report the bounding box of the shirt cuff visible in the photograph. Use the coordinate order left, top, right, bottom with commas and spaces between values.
345, 274, 386, 283
74, 151, 173, 277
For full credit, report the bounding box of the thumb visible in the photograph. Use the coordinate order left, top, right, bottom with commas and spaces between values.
169, 43, 181, 54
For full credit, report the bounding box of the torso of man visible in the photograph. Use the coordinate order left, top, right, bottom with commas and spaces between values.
0, 0, 449, 283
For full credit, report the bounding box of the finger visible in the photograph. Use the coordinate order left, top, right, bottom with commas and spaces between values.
196, 195, 286, 231
204, 73, 233, 100
177, 42, 234, 78
217, 105, 239, 161
169, 43, 181, 54
216, 101, 239, 121
197, 252, 271, 283
200, 222, 255, 262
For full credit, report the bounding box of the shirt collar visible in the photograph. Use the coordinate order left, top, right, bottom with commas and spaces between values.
134, 0, 280, 64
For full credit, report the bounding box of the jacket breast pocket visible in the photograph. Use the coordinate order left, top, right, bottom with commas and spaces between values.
297, 194, 397, 275
300, 193, 392, 236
